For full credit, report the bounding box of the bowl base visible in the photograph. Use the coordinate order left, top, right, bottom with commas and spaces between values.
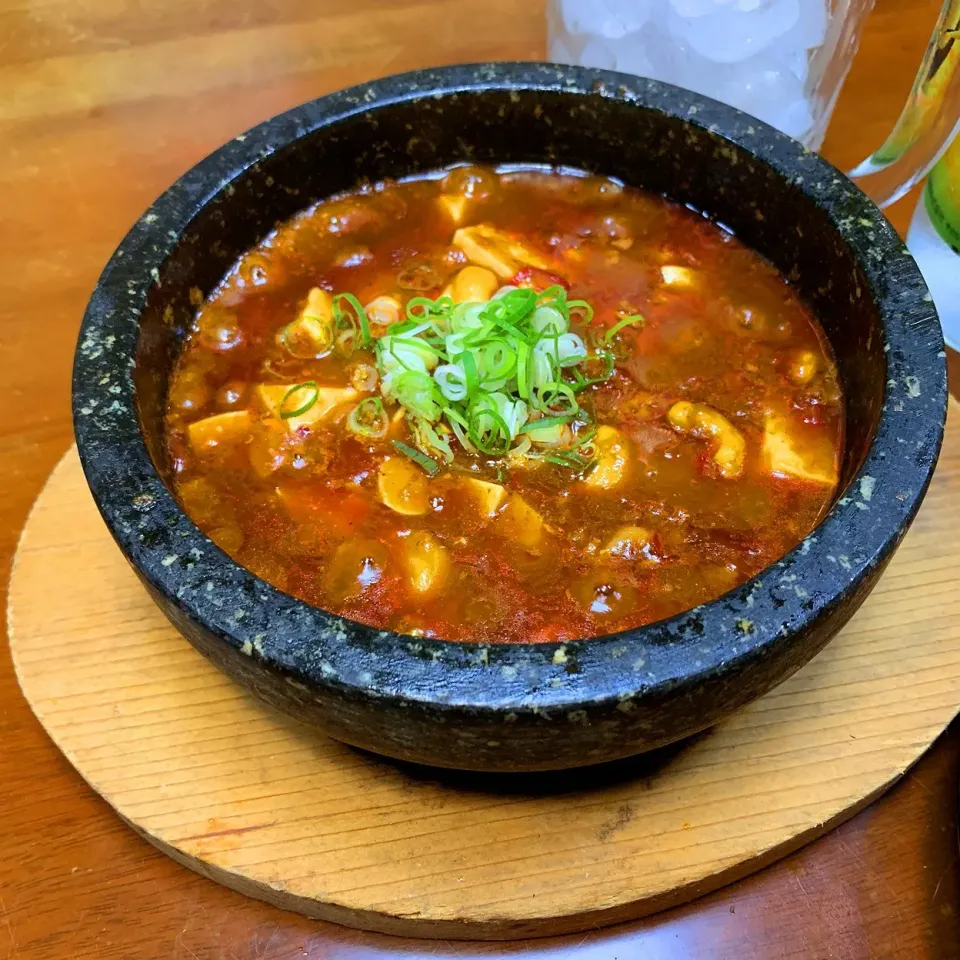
10, 434, 960, 940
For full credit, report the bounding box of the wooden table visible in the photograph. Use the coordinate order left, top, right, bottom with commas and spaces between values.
2, 1, 958, 957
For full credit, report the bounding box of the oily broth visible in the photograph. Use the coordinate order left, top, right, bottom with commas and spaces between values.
164, 164, 844, 643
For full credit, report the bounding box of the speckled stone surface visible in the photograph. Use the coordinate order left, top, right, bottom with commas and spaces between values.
72, 63, 947, 772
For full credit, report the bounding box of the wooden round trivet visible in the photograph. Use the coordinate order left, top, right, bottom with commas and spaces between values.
9, 404, 960, 941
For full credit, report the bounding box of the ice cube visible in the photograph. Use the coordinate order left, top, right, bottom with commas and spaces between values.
641, 22, 692, 87
639, 23, 733, 96
794, 0, 828, 49
604, 0, 657, 33
561, 0, 618, 36
669, 0, 765, 15
719, 55, 806, 128
580, 37, 618, 70
668, 0, 801, 63
548, 32, 579, 65
785, 49, 810, 84
565, 27, 656, 78
669, 0, 724, 16
611, 35, 655, 76
561, 0, 655, 38
548, 4, 583, 66
756, 27, 817, 87
773, 97, 815, 140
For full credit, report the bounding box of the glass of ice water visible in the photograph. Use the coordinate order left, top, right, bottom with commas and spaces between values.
548, 0, 908, 151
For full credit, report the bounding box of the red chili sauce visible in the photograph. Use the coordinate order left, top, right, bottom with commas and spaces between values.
164, 164, 843, 643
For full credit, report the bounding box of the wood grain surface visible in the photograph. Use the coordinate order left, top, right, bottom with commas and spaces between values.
8, 429, 960, 940
2, 0, 959, 957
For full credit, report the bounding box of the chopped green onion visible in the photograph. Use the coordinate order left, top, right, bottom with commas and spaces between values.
445, 405, 476, 454
407, 295, 455, 334
477, 341, 517, 386
461, 349, 479, 397
392, 440, 440, 476
481, 293, 536, 343
333, 293, 371, 351
543, 454, 596, 478
279, 381, 320, 419
391, 369, 442, 421
567, 299, 594, 324
347, 397, 388, 439
530, 305, 568, 336
508, 434, 533, 457
605, 313, 645, 342
467, 401, 512, 455
536, 380, 578, 416
573, 424, 598, 450
485, 310, 528, 343
516, 340, 531, 400
572, 349, 616, 390
279, 320, 333, 359
487, 288, 537, 324
542, 449, 596, 470
536, 285, 569, 317
434, 363, 468, 401
410, 415, 455, 464
323, 284, 624, 472
520, 414, 574, 434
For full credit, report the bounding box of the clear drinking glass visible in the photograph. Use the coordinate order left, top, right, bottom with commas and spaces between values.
547, 0, 960, 207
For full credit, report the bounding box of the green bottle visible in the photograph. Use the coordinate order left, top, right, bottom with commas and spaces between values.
908, 133, 960, 348
925, 134, 960, 251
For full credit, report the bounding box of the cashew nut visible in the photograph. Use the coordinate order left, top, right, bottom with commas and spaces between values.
668, 401, 745, 478
445, 265, 499, 304
584, 425, 630, 489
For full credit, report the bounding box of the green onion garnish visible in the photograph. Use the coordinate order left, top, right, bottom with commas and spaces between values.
574, 424, 597, 450
536, 285, 569, 315
279, 319, 334, 359
572, 349, 616, 391
347, 397, 389, 439
323, 281, 636, 473
520, 414, 574, 434
461, 350, 479, 397
279, 381, 320, 419
605, 313, 644, 342
542, 449, 596, 471
407, 295, 455, 332
391, 370, 443, 421
392, 440, 440, 476
516, 340, 531, 400
464, 395, 516, 455
567, 299, 594, 324
410, 415, 455, 463
332, 293, 372, 356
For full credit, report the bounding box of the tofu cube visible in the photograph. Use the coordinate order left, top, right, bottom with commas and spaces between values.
464, 478, 507, 517
763, 417, 838, 485
438, 194, 468, 225
452, 224, 551, 279
187, 410, 252, 454
498, 494, 544, 550
254, 383, 356, 432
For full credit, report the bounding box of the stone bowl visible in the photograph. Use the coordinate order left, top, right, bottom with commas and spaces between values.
72, 63, 947, 772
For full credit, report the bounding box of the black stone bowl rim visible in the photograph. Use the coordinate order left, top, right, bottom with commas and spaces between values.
73, 62, 946, 718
